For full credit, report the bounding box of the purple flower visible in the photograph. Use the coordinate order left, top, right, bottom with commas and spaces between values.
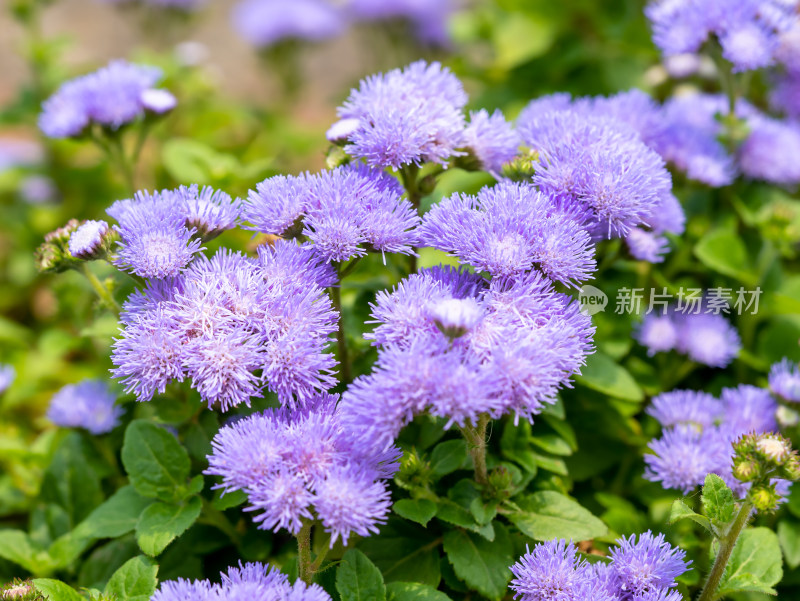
430, 297, 484, 339
608, 531, 690, 597
46, 380, 124, 435
518, 104, 673, 238
645, 426, 730, 493
721, 384, 778, 434
231, 0, 345, 48
648, 390, 723, 429
635, 313, 679, 357
770, 72, 800, 118
463, 109, 519, 175
0, 365, 15, 395
342, 267, 594, 447
39, 60, 170, 138
206, 394, 397, 544
177, 184, 241, 240
153, 562, 330, 601
509, 540, 593, 601
112, 248, 338, 408
335, 60, 467, 168
739, 115, 800, 185
243, 165, 418, 262
419, 181, 596, 286
256, 239, 337, 290
674, 312, 741, 368
68, 220, 110, 259
625, 229, 669, 263
349, 0, 454, 46
770, 358, 800, 402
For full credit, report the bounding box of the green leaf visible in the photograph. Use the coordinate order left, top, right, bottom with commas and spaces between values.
104, 555, 159, 601
436, 501, 495, 540
574, 352, 643, 402
778, 519, 800, 570
394, 499, 437, 527
74, 485, 153, 539
212, 488, 248, 511
33, 578, 83, 601
162, 139, 239, 185
430, 440, 468, 476
508, 491, 607, 542
0, 529, 47, 573
121, 420, 191, 502
668, 499, 713, 533
40, 432, 104, 527
500, 419, 538, 475
442, 523, 513, 601
530, 433, 573, 456
694, 227, 756, 284
386, 582, 452, 601
359, 520, 441, 586
135, 496, 202, 556
336, 549, 386, 601
718, 528, 783, 597
701, 474, 735, 526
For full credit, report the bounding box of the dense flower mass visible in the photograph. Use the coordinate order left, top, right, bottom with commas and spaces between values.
645, 0, 800, 72
38, 60, 175, 138
231, 0, 345, 48
636, 307, 741, 368
153, 562, 330, 600
111, 243, 338, 409
46, 380, 124, 435
516, 92, 680, 262
333, 60, 467, 168
644, 375, 791, 494
340, 266, 594, 449
242, 164, 419, 261
770, 358, 800, 402
206, 393, 398, 544
419, 181, 595, 286
509, 532, 690, 601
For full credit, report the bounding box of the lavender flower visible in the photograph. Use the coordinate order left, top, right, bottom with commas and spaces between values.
112, 247, 338, 408
509, 540, 592, 601
178, 184, 241, 240
462, 109, 519, 175
231, 0, 345, 48
721, 384, 779, 434
645, 426, 729, 494
341, 267, 594, 448
349, 0, 455, 46
39, 60, 172, 138
648, 390, 723, 429
738, 114, 800, 185
243, 164, 419, 262
418, 181, 596, 286
0, 365, 15, 395
770, 358, 800, 402
625, 229, 670, 263
68, 220, 110, 259
608, 531, 690, 597
46, 380, 124, 435
334, 61, 467, 168
153, 562, 330, 601
206, 394, 397, 544
517, 101, 673, 238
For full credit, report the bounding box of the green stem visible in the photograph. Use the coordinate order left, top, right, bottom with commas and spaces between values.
460, 413, 491, 486
110, 135, 136, 192
697, 500, 753, 601
297, 521, 313, 584
400, 164, 422, 274
310, 543, 330, 574
199, 498, 243, 546
339, 256, 363, 280
81, 264, 120, 312
329, 282, 351, 384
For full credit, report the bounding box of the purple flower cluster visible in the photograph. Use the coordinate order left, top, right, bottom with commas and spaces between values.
509, 533, 689, 601
231, 0, 345, 48
646, 0, 799, 72
46, 380, 124, 435
153, 562, 330, 601
636, 308, 741, 368
340, 266, 594, 449
770, 358, 800, 402
206, 393, 398, 544
107, 185, 240, 279
349, 0, 455, 46
516, 91, 681, 262
39, 60, 176, 139
419, 181, 596, 286
333, 61, 468, 169
645, 384, 785, 494
242, 164, 419, 262
111, 242, 338, 409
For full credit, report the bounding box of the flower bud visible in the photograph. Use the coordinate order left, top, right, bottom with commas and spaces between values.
68, 220, 118, 261
776, 405, 800, 428
754, 433, 792, 465
487, 466, 514, 500
430, 298, 483, 340
35, 219, 82, 273
749, 484, 780, 513
733, 458, 759, 482
780, 454, 800, 481
1, 579, 37, 600
500, 148, 538, 182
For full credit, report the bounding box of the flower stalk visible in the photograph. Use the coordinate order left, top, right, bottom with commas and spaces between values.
696, 500, 752, 601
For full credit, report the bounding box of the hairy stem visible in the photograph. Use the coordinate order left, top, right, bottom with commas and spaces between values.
329, 282, 351, 384
697, 500, 753, 601
81, 264, 120, 312
461, 413, 491, 486
297, 521, 313, 584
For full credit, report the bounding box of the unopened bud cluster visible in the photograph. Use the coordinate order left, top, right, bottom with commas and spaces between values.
34, 219, 118, 273
1, 579, 41, 600
732, 432, 800, 512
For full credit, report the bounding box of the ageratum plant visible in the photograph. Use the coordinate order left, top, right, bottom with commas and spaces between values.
2, 1, 800, 601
